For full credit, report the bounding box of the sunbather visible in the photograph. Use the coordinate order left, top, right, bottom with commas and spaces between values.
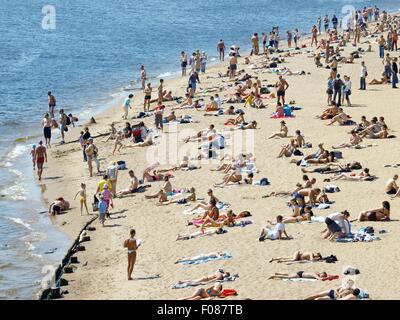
181, 283, 224, 300
304, 287, 360, 300
269, 121, 288, 139
356, 201, 390, 221
176, 270, 231, 287
268, 271, 328, 280
332, 130, 362, 149
269, 251, 323, 263
328, 168, 372, 181
176, 227, 226, 240
259, 215, 290, 241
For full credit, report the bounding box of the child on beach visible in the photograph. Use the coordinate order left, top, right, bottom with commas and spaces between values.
101, 184, 113, 218
112, 131, 124, 155
74, 183, 89, 215
30, 145, 36, 170
98, 194, 107, 226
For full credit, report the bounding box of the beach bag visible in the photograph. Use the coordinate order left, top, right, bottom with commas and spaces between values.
293, 149, 303, 156
116, 160, 127, 170
324, 255, 338, 263
260, 87, 270, 94
304, 142, 312, 148
259, 178, 270, 186
269, 62, 278, 68
235, 108, 244, 114
333, 151, 343, 159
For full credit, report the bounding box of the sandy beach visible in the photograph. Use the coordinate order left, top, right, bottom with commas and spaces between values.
39, 13, 400, 300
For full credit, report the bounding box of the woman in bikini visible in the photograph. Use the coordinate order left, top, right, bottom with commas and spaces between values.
177, 270, 231, 287
356, 201, 390, 221
268, 121, 288, 139
332, 130, 362, 149
268, 271, 328, 280
304, 150, 335, 165
214, 170, 243, 187
224, 111, 245, 126
282, 206, 314, 223
181, 283, 224, 300
329, 168, 372, 181
123, 229, 140, 280
269, 251, 323, 263
277, 139, 297, 158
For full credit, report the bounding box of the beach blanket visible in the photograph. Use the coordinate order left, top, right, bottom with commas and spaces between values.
324, 185, 340, 193
183, 202, 230, 215
176, 252, 233, 265
172, 274, 239, 289
240, 162, 258, 174
270, 114, 295, 119
336, 228, 380, 243
316, 203, 331, 210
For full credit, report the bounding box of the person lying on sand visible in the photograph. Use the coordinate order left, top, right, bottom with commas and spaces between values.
268, 271, 328, 280
124, 135, 154, 148
355, 201, 390, 222
259, 215, 290, 241
317, 102, 339, 120
224, 111, 245, 125
267, 175, 316, 198
326, 108, 351, 125
292, 150, 335, 166
269, 251, 323, 263
176, 270, 231, 287
269, 120, 288, 139
282, 205, 314, 223
156, 156, 201, 172
369, 73, 390, 85
176, 227, 226, 241
326, 168, 372, 181
301, 162, 361, 174
184, 124, 215, 143
332, 130, 362, 149
175, 251, 229, 264
304, 287, 360, 300
236, 121, 257, 130
181, 283, 224, 300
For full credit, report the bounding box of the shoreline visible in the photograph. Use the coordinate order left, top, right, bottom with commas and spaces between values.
37, 8, 400, 300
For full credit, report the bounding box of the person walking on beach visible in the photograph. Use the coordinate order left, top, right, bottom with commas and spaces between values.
34, 140, 47, 181
251, 33, 259, 55
262, 32, 267, 54
324, 15, 329, 32
286, 30, 292, 48
188, 71, 200, 97
122, 94, 133, 120
124, 229, 140, 280
378, 35, 386, 59
42, 113, 52, 148
276, 75, 289, 105
157, 79, 164, 104
344, 75, 352, 107
140, 65, 146, 91
332, 15, 338, 29
317, 16, 322, 34
144, 82, 152, 111
217, 39, 225, 61
311, 25, 318, 46
333, 74, 343, 107
74, 183, 89, 215
200, 51, 207, 73
85, 137, 100, 177
392, 57, 398, 89
154, 103, 165, 132
229, 53, 238, 80
180, 51, 188, 76
293, 29, 299, 48
48, 91, 56, 118
106, 161, 119, 196
359, 61, 368, 90
59, 109, 68, 144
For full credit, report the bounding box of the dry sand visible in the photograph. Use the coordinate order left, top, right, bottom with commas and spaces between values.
40, 21, 400, 300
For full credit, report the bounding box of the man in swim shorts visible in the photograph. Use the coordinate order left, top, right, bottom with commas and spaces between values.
276, 75, 289, 105
34, 140, 47, 181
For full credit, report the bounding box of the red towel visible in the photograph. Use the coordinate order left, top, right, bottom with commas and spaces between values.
219, 289, 238, 298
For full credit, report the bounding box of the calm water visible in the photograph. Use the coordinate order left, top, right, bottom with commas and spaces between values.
0, 0, 399, 299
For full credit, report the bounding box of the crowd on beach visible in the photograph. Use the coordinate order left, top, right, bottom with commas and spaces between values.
32, 5, 400, 300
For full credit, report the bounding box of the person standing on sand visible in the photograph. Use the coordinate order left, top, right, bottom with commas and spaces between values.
217, 39, 225, 61
200, 51, 207, 73
34, 140, 47, 181
106, 162, 119, 196
188, 71, 200, 97
333, 74, 343, 107
317, 16, 322, 34
59, 109, 68, 144
324, 15, 329, 32
332, 15, 338, 29
48, 91, 56, 118
392, 57, 398, 89
74, 183, 89, 215
140, 65, 146, 91
359, 61, 368, 90
262, 32, 267, 54
325, 40, 330, 64
85, 138, 100, 177
157, 79, 164, 104
229, 53, 238, 80
378, 35, 386, 59
124, 229, 140, 280
286, 30, 292, 48
122, 94, 133, 120
144, 82, 152, 111
180, 51, 188, 76
42, 113, 52, 148
154, 103, 165, 132
251, 33, 259, 55
276, 75, 289, 105
311, 25, 318, 46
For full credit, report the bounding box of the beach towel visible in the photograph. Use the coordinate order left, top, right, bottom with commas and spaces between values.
176, 252, 233, 265
183, 202, 230, 215
282, 278, 316, 282
253, 178, 270, 186
336, 228, 380, 243
316, 203, 330, 210
233, 220, 253, 227
270, 114, 295, 119
324, 185, 340, 193
219, 289, 238, 298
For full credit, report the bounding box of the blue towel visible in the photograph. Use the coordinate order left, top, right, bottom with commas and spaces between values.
177, 252, 233, 265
